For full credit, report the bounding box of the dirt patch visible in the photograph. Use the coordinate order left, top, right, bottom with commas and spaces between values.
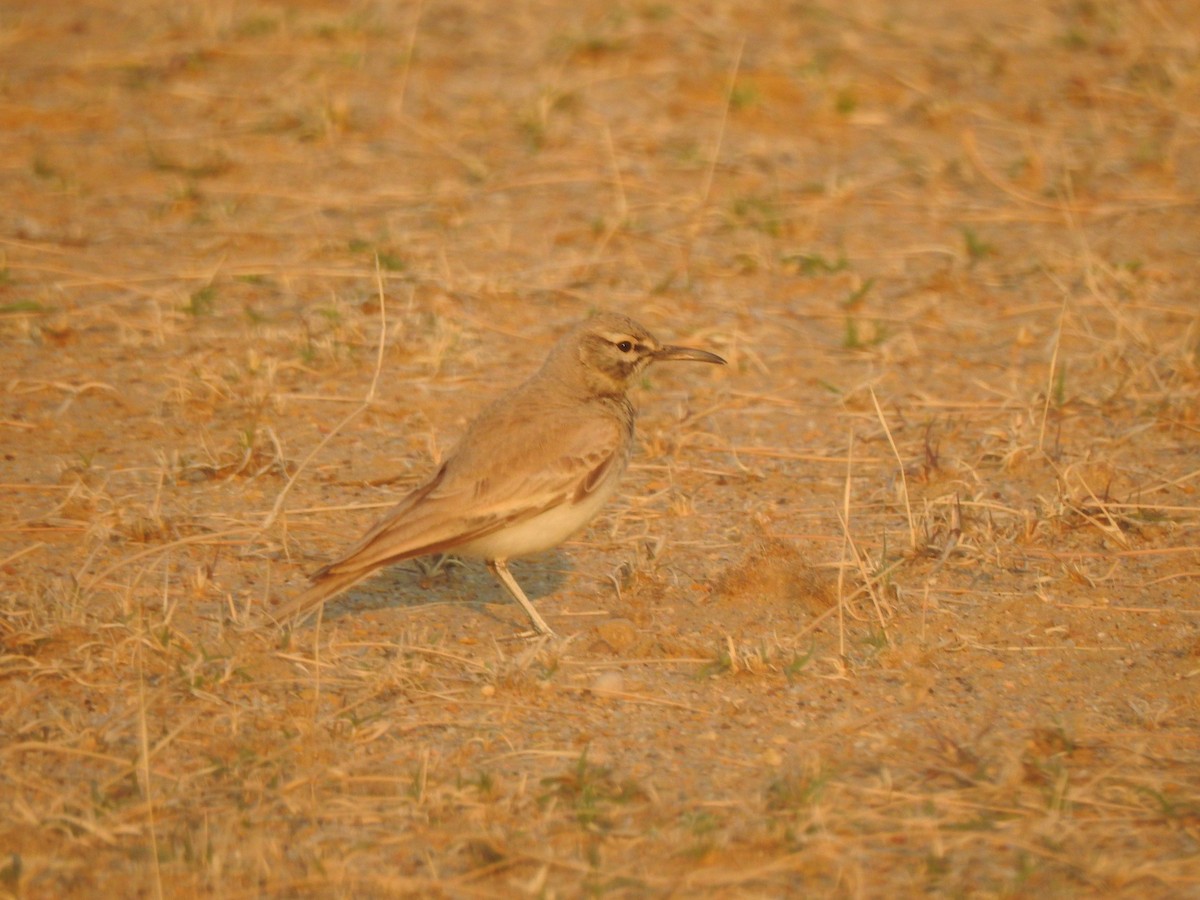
2, 0, 1198, 896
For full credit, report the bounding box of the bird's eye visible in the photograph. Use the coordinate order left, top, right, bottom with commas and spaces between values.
617, 340, 633, 353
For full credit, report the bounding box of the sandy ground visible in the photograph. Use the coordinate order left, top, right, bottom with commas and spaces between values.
2, 0, 1199, 896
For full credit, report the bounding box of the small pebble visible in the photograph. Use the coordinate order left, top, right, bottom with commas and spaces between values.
595, 617, 638, 652
591, 670, 624, 694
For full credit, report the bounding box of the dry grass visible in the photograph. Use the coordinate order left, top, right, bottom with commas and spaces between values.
2, 0, 1199, 896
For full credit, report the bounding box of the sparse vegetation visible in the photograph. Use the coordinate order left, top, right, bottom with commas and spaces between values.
1, 0, 1197, 897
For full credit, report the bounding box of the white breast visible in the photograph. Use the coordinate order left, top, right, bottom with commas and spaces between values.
455, 472, 623, 561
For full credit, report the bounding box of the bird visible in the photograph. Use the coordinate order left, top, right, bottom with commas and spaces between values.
273, 312, 726, 636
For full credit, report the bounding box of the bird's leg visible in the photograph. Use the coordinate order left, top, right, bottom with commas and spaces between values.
487, 559, 555, 636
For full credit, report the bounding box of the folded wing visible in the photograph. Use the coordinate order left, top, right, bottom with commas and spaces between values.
273, 412, 625, 623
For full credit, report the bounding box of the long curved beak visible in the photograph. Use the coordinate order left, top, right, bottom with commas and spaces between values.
654, 345, 727, 365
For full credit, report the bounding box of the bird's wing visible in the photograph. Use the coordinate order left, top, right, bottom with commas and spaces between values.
314, 412, 627, 578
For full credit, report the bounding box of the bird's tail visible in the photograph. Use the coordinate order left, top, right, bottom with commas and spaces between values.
270, 566, 373, 628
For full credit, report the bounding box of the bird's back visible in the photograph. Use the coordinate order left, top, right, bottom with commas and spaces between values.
313, 377, 632, 578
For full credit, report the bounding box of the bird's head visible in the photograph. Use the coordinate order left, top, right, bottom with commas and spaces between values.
561, 312, 726, 396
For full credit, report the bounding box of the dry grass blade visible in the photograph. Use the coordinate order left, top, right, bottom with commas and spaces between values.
870, 387, 917, 551
257, 260, 390, 535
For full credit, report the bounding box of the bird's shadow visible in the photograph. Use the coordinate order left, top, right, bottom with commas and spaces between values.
312, 551, 572, 629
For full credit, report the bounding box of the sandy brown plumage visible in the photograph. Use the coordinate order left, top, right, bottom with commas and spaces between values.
274, 312, 725, 635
